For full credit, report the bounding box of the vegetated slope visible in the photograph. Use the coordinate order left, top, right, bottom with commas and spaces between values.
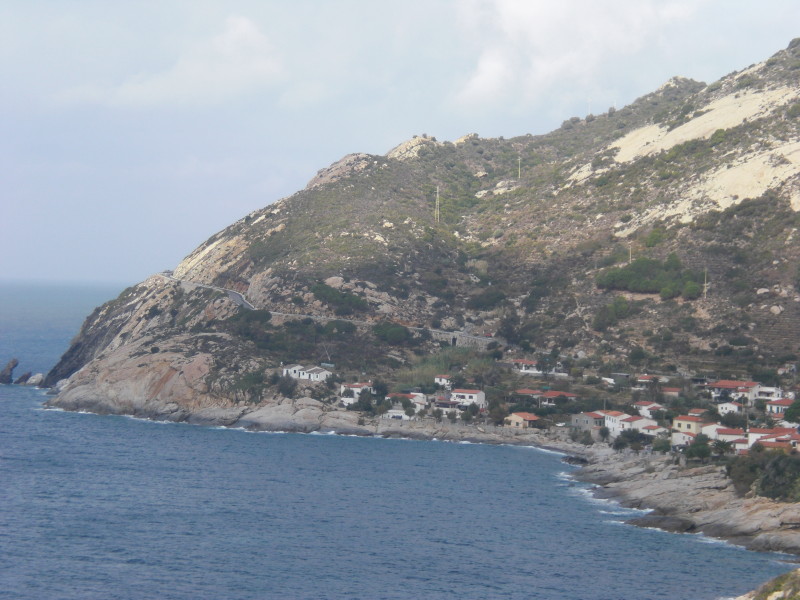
48, 39, 800, 401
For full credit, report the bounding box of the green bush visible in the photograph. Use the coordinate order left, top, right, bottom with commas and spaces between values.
311, 283, 368, 313
596, 255, 702, 300
466, 288, 506, 310
373, 322, 411, 345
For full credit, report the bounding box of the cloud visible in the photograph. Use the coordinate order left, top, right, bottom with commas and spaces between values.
57, 16, 282, 108
452, 0, 702, 111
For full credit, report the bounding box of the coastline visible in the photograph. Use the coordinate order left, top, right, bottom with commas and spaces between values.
44, 390, 800, 557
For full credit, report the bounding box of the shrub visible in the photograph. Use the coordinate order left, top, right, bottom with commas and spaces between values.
373, 322, 411, 345
311, 283, 368, 313
596, 255, 702, 300
466, 288, 506, 310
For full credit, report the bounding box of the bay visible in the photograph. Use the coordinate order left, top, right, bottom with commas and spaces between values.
0, 282, 794, 599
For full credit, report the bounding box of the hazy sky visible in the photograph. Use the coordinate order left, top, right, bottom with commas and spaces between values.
2, 1, 797, 285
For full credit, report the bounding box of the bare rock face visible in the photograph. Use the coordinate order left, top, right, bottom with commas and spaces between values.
576, 453, 800, 555
48, 333, 221, 420
0, 358, 18, 384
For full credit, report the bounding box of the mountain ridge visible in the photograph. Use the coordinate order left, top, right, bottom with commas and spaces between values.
46, 39, 800, 407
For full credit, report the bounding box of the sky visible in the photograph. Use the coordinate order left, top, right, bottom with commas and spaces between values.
1, 1, 797, 286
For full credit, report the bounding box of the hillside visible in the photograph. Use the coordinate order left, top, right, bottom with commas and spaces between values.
46, 39, 800, 411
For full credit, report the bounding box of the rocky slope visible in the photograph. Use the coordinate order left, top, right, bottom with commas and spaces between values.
575, 452, 800, 555
46, 39, 800, 415
737, 568, 800, 600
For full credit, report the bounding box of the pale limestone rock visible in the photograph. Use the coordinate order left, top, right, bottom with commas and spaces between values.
324, 276, 344, 289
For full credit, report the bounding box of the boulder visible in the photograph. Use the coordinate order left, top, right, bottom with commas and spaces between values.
26, 373, 44, 387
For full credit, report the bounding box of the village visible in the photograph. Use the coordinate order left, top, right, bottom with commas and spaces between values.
279, 357, 800, 456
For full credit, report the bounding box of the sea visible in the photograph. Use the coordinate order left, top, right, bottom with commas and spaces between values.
0, 281, 795, 600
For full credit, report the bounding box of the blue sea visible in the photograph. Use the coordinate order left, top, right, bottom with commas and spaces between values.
0, 281, 795, 600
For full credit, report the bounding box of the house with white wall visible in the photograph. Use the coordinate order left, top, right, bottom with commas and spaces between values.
452, 389, 487, 410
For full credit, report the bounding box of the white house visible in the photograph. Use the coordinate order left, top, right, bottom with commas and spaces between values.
633, 401, 664, 419
452, 389, 487, 410
388, 392, 428, 412
619, 415, 657, 433
595, 410, 631, 438
305, 367, 333, 382
282, 364, 332, 382
282, 364, 305, 379
434, 374, 452, 390
382, 407, 414, 421
671, 430, 696, 447
571, 412, 605, 432
509, 358, 567, 378
766, 398, 794, 417
718, 401, 743, 416
340, 382, 374, 406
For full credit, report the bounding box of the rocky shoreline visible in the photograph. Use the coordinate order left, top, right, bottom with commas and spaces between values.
44, 388, 800, 558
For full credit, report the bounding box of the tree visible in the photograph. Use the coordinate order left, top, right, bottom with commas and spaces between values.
432, 408, 444, 422
685, 434, 711, 462
652, 437, 671, 453
277, 374, 298, 398
599, 426, 610, 442
784, 399, 800, 423
712, 439, 733, 457
447, 410, 457, 423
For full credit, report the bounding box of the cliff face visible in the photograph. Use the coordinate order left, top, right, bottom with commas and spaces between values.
47, 39, 800, 413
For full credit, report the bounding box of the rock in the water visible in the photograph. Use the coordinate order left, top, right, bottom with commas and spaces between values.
26, 373, 44, 387
14, 371, 32, 385
0, 358, 19, 384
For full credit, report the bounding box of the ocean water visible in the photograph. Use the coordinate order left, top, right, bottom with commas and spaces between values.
0, 283, 795, 599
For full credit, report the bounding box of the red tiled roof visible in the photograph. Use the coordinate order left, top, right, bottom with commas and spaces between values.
760, 441, 792, 449
453, 389, 482, 394
711, 380, 758, 389
585, 412, 604, 419
515, 389, 543, 396
435, 374, 451, 379
718, 428, 745, 435
511, 412, 540, 421
541, 390, 578, 398
598, 410, 625, 417
662, 387, 681, 393
767, 398, 794, 406
675, 415, 704, 422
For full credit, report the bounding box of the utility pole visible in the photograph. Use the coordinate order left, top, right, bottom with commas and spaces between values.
435, 186, 440, 224
703, 268, 709, 300
628, 243, 632, 265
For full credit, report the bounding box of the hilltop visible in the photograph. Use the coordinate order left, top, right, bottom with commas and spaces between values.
45, 39, 800, 415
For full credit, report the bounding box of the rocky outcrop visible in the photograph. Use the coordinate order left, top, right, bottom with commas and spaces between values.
25, 373, 44, 387
736, 568, 800, 600
13, 371, 31, 385
0, 358, 18, 384
575, 453, 800, 555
